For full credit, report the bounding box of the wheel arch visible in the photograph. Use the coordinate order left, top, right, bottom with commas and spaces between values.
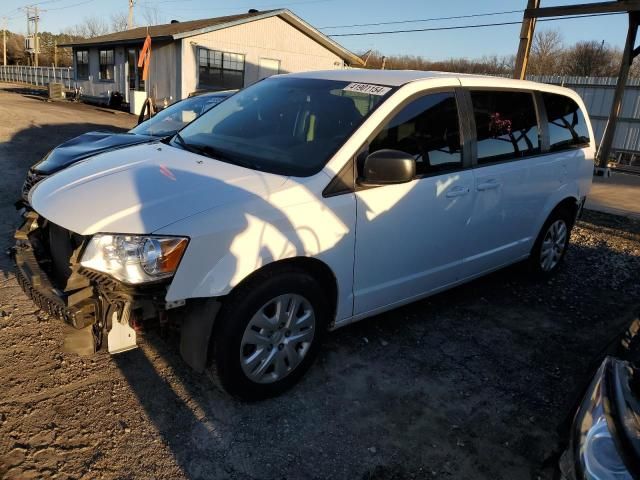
178, 256, 340, 373
229, 256, 339, 325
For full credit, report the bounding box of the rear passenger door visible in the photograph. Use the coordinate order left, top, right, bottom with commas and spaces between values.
461, 89, 545, 277
353, 91, 474, 315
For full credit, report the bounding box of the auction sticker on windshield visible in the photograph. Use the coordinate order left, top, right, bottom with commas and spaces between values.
343, 83, 392, 96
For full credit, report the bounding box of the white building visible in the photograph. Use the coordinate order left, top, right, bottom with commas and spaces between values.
60, 9, 364, 105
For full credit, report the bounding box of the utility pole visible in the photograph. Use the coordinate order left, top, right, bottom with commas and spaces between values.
33, 6, 38, 68
25, 6, 40, 67
2, 17, 7, 67
128, 0, 135, 30
513, 0, 540, 79
54, 41, 57, 68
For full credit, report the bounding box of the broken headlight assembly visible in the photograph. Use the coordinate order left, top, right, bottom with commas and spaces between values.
80, 234, 189, 284
568, 358, 640, 480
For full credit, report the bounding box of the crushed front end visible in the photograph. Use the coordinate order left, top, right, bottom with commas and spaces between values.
12, 212, 174, 355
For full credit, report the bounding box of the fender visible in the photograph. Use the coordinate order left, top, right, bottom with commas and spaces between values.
157, 174, 357, 323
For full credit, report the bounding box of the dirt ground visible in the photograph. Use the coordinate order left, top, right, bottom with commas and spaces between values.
0, 86, 639, 480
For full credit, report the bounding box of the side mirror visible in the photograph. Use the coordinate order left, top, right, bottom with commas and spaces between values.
359, 149, 416, 186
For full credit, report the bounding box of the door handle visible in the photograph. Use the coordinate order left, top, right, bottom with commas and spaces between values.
445, 186, 470, 198
477, 180, 501, 191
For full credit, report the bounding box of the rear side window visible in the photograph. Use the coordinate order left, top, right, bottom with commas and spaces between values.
542, 93, 590, 151
471, 91, 540, 164
369, 92, 462, 176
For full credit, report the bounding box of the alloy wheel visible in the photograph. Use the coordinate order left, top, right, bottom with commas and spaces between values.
540, 219, 568, 272
239, 293, 316, 384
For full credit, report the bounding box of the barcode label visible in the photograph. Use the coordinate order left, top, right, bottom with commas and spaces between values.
343, 83, 392, 96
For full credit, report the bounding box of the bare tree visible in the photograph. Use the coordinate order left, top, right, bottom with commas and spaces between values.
111, 12, 129, 32
561, 40, 620, 76
65, 16, 109, 38
142, 5, 163, 26
529, 29, 563, 75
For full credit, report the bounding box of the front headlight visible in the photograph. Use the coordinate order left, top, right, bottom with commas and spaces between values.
573, 359, 634, 480
80, 234, 188, 284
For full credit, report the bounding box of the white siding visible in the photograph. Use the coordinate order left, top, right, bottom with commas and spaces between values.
148, 42, 179, 103
180, 16, 345, 98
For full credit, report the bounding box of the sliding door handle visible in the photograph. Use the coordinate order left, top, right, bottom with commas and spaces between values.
445, 186, 470, 198
477, 180, 501, 191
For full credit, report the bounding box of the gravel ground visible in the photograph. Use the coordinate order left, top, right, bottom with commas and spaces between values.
0, 86, 639, 480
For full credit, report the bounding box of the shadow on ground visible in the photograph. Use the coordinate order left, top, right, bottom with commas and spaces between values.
106, 210, 639, 480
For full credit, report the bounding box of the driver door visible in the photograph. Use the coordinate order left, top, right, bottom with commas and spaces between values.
353, 91, 474, 315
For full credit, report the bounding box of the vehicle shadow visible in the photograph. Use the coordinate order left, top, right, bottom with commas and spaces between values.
109, 206, 639, 480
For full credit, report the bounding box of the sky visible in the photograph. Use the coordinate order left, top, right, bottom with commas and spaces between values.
1, 0, 630, 60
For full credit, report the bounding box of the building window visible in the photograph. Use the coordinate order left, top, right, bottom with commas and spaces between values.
198, 48, 245, 90
99, 49, 114, 81
471, 90, 540, 164
76, 50, 89, 80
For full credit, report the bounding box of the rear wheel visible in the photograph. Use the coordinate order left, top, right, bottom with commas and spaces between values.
529, 207, 574, 276
211, 267, 328, 400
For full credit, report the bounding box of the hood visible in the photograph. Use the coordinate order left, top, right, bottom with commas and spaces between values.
31, 142, 289, 235
33, 131, 157, 174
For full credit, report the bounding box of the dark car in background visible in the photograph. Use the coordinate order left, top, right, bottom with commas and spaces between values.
559, 317, 640, 480
19, 90, 235, 203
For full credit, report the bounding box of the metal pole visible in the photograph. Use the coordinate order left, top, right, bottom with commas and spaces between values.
2, 17, 6, 67
34, 6, 39, 68
128, 0, 135, 30
596, 12, 640, 171
514, 0, 541, 79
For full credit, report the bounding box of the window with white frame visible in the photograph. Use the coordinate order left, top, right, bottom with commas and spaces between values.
198, 48, 245, 90
76, 49, 89, 80
99, 49, 114, 81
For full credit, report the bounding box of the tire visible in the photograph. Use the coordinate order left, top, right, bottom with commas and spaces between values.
210, 266, 329, 400
528, 206, 575, 277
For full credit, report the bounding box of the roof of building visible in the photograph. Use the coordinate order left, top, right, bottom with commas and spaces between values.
59, 9, 364, 66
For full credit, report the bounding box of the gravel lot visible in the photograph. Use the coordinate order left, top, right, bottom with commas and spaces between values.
0, 86, 639, 480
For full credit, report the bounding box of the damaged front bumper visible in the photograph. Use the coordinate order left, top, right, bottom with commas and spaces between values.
11, 212, 170, 355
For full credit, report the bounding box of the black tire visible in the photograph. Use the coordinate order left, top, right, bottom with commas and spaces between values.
528, 206, 575, 277
210, 266, 329, 400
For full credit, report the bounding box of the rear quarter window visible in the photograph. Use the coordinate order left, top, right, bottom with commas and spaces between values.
542, 92, 590, 151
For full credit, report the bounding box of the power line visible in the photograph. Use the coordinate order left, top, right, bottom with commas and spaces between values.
320, 9, 525, 30
328, 12, 626, 37
44, 0, 99, 11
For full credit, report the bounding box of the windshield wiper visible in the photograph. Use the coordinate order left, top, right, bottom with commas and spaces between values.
173, 132, 196, 153
173, 134, 259, 170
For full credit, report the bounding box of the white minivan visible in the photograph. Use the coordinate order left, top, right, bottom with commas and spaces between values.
15, 70, 594, 399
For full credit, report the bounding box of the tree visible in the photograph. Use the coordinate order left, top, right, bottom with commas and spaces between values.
142, 6, 163, 26
529, 29, 563, 75
111, 12, 129, 32
64, 16, 109, 38
561, 40, 619, 77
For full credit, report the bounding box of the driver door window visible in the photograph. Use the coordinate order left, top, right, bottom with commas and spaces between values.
369, 92, 462, 176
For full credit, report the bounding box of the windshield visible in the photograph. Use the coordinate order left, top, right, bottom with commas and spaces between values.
130, 93, 231, 137
172, 77, 394, 176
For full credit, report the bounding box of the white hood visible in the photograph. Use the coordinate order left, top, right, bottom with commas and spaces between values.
31, 142, 289, 235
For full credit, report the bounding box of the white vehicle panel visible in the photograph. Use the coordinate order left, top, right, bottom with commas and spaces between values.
158, 173, 357, 322
353, 171, 475, 315
30, 142, 288, 235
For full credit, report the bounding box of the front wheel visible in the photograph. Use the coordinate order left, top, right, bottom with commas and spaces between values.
529, 208, 574, 276
210, 268, 328, 400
